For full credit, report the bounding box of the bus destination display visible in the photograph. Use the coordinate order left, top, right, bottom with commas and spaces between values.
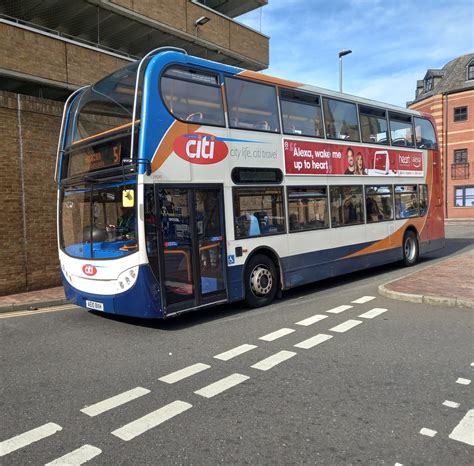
67, 140, 125, 177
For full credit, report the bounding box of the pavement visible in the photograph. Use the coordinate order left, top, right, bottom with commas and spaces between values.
1, 248, 473, 313
379, 248, 474, 308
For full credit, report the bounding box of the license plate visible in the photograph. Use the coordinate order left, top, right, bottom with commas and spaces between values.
86, 300, 104, 311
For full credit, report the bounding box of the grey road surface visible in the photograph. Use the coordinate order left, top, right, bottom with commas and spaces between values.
1, 228, 473, 465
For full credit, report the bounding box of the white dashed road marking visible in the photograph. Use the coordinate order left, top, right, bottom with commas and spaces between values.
420, 428, 437, 437
45, 444, 102, 465
294, 333, 333, 349
194, 374, 249, 398
159, 363, 210, 384
0, 422, 62, 457
456, 378, 471, 385
443, 400, 460, 408
251, 350, 297, 371
351, 296, 376, 304
326, 305, 353, 314
112, 401, 192, 441
358, 308, 388, 319
330, 319, 363, 333
295, 314, 328, 326
214, 344, 257, 361
259, 328, 295, 341
449, 409, 474, 446
81, 387, 150, 417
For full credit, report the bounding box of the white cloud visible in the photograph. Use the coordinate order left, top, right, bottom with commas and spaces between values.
238, 0, 474, 107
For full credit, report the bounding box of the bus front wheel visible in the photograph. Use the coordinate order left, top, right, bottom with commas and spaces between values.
244, 254, 278, 308
402, 230, 419, 267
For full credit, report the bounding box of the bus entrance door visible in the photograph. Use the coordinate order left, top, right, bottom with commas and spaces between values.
156, 186, 227, 315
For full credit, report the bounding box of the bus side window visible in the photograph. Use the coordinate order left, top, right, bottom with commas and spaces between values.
225, 77, 280, 133
395, 185, 419, 218
160, 67, 225, 127
323, 98, 360, 142
414, 117, 438, 150
233, 188, 285, 238
359, 105, 389, 145
280, 89, 323, 138
389, 112, 415, 147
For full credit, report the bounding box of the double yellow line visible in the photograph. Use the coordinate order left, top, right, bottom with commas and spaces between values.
0, 304, 79, 319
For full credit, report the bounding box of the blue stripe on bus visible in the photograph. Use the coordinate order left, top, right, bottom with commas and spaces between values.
281, 245, 401, 288
138, 51, 244, 173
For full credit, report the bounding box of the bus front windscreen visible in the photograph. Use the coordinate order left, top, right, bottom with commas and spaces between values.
62, 62, 140, 179
60, 183, 138, 259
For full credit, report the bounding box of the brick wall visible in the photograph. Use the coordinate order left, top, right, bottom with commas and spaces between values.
0, 91, 63, 296
410, 90, 474, 219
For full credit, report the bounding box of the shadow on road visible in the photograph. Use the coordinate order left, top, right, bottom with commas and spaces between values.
91, 236, 473, 331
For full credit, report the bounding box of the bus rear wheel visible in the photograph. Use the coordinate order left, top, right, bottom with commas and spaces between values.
402, 230, 419, 267
245, 254, 278, 308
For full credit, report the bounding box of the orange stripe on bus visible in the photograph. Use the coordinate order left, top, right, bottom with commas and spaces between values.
239, 70, 302, 89
71, 120, 140, 146
150, 121, 200, 172
343, 150, 434, 259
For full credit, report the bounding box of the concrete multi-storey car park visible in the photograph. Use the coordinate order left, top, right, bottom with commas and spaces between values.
0, 0, 268, 295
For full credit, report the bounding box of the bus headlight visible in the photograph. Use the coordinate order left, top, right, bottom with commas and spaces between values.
116, 266, 139, 293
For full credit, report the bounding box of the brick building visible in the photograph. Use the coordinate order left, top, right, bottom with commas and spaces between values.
0, 0, 269, 295
408, 53, 474, 219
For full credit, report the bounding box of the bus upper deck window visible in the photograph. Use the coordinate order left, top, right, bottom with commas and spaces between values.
323, 98, 360, 142
161, 66, 225, 127
359, 105, 389, 145
280, 89, 323, 138
389, 112, 415, 147
225, 77, 280, 133
414, 117, 438, 150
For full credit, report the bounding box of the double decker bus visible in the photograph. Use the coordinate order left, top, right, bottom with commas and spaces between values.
56, 47, 444, 318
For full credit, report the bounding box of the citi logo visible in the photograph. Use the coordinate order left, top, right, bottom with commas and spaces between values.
82, 264, 97, 276
173, 133, 228, 165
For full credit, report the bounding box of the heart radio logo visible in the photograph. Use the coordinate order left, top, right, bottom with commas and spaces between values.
173, 133, 228, 164
82, 264, 97, 276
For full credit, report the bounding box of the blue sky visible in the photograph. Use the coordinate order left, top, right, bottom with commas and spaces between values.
238, 0, 474, 107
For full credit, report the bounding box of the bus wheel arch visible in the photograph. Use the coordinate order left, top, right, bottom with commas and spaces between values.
402, 226, 419, 267
243, 248, 282, 308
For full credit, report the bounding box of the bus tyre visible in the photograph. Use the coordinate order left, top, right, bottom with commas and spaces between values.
245, 254, 278, 308
402, 231, 419, 267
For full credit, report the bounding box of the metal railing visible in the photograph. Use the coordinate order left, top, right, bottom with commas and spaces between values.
451, 162, 470, 180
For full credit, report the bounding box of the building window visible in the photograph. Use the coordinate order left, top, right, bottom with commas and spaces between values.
454, 186, 474, 207
453, 106, 468, 122
454, 149, 468, 164
424, 77, 433, 92
468, 61, 474, 81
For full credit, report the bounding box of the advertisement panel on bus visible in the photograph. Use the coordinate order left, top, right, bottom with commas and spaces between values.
284, 139, 423, 177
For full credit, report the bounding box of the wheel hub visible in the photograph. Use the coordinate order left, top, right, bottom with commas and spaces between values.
405, 237, 416, 261
250, 265, 273, 296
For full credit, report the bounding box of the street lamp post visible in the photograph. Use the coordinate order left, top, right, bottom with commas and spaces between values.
338, 49, 352, 93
